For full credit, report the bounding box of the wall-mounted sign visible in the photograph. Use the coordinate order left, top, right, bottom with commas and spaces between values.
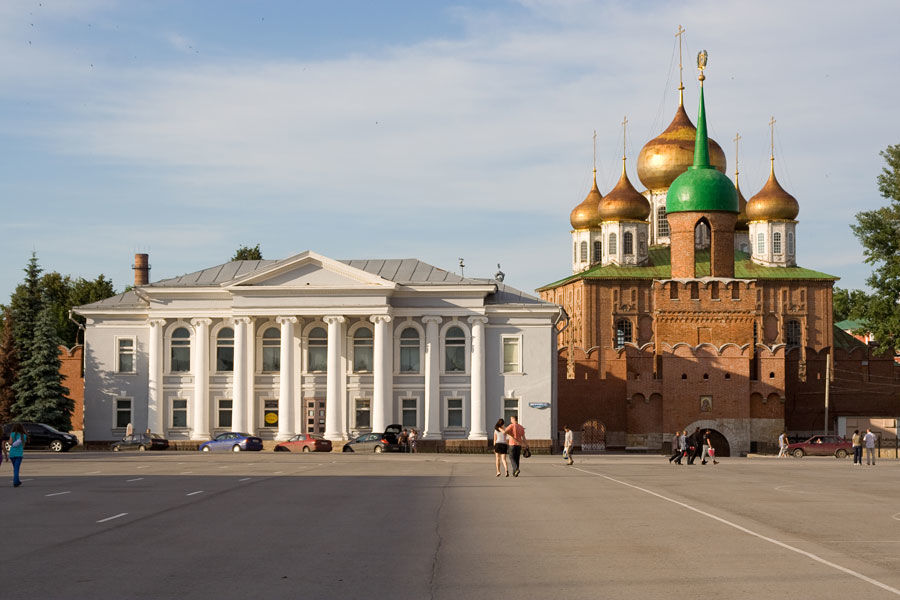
528, 402, 551, 410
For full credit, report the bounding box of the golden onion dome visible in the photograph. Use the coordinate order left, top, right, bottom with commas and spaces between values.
569, 170, 603, 229
637, 103, 727, 192
597, 161, 651, 222
735, 177, 749, 230
746, 162, 799, 221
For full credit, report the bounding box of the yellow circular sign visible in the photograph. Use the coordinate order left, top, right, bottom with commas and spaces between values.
265, 412, 278, 424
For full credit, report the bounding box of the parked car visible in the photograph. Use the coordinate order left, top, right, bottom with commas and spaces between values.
342, 426, 401, 453
199, 432, 263, 452
787, 434, 852, 458
2, 422, 78, 453
111, 433, 169, 452
274, 433, 332, 453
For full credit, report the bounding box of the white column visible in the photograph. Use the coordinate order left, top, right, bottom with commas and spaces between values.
323, 316, 345, 440
276, 316, 297, 441
147, 319, 165, 434
468, 316, 488, 440
232, 317, 251, 433
191, 318, 212, 440
370, 314, 393, 433
245, 318, 257, 435
422, 316, 442, 439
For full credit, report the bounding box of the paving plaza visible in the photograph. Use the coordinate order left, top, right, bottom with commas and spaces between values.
1, 452, 898, 599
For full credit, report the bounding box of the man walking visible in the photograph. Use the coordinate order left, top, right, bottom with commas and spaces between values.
674, 430, 687, 465
687, 427, 701, 465
668, 431, 681, 463
863, 428, 877, 466
504, 415, 528, 477
777, 431, 789, 458
851, 429, 862, 465
563, 425, 574, 465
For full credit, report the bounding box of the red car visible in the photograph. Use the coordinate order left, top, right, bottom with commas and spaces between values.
274, 433, 332, 453
787, 434, 851, 458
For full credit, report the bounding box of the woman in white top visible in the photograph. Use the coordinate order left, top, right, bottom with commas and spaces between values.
563, 425, 574, 465
493, 418, 510, 477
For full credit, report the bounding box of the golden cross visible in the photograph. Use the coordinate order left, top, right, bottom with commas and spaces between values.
622, 115, 628, 162
592, 129, 597, 173
733, 132, 741, 177
768, 116, 776, 163
675, 25, 686, 102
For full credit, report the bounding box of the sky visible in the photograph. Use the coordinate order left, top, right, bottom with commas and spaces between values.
1, 0, 898, 300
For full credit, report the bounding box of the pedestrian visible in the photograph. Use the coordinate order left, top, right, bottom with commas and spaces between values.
675, 430, 687, 465
563, 425, 574, 465
863, 428, 877, 466
668, 431, 681, 463
851, 429, 862, 466
409, 428, 418, 453
701, 430, 718, 465
493, 419, 510, 477
777, 431, 789, 458
398, 428, 410, 453
125, 422, 134, 437
687, 427, 701, 465
504, 415, 528, 477
7, 422, 27, 487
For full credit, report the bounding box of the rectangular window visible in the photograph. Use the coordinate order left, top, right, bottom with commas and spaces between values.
262, 346, 280, 372
263, 399, 278, 428
217, 399, 233, 428
172, 399, 188, 428
503, 398, 519, 423
307, 346, 327, 372
756, 232, 765, 255
117, 338, 135, 373
402, 398, 417, 427
171, 342, 190, 372
502, 337, 521, 373
447, 398, 463, 428
115, 398, 132, 428
355, 398, 371, 429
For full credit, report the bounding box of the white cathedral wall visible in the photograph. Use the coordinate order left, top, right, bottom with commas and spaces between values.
749, 220, 797, 267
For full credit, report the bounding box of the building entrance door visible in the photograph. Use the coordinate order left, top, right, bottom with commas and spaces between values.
581, 419, 606, 453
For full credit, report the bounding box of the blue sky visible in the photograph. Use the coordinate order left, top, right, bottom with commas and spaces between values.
1, 0, 898, 300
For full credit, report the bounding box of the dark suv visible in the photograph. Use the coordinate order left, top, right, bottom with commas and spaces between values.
2, 422, 79, 453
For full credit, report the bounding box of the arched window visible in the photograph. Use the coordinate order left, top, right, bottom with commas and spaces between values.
353, 327, 374, 373
787, 232, 795, 255
786, 319, 802, 347
261, 327, 280, 372
580, 241, 588, 262
445, 326, 466, 372
216, 327, 234, 372
615, 319, 632, 348
171, 327, 191, 372
773, 232, 782, 254
307, 327, 327, 372
756, 232, 765, 255
638, 232, 646, 255
399, 327, 420, 373
657, 206, 670, 237
623, 231, 634, 255
592, 241, 601, 263
609, 232, 617, 255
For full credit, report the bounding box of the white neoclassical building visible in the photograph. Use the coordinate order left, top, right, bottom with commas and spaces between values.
75, 251, 561, 445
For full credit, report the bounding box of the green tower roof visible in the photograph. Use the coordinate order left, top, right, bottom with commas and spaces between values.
666, 75, 738, 214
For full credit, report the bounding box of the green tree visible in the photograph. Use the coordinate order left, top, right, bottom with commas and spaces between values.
0, 313, 18, 424
851, 144, 900, 354
232, 244, 263, 261
832, 287, 871, 323
65, 275, 116, 345
11, 298, 72, 430
8, 253, 43, 366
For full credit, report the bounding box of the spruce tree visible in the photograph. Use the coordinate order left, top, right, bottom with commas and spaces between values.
8, 253, 44, 366
0, 312, 18, 424
12, 299, 72, 430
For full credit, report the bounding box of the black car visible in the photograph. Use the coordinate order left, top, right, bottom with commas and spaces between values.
342, 424, 402, 453
2, 422, 79, 452
111, 433, 170, 452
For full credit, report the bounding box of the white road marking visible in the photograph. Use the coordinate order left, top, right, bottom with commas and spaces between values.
573, 466, 900, 596
96, 512, 128, 523
136, 466, 149, 469
21, 478, 34, 482
892, 513, 900, 522
186, 490, 204, 496
238, 477, 251, 482
273, 471, 283, 474
126, 477, 144, 482
180, 471, 193, 474
217, 466, 229, 469
85, 470, 101, 475
45, 491, 70, 497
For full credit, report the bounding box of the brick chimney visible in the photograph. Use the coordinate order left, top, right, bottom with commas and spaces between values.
133, 253, 150, 286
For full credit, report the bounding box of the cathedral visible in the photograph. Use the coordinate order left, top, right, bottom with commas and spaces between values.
539, 53, 846, 456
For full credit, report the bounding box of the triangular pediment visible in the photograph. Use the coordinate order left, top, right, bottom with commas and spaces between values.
225, 251, 396, 290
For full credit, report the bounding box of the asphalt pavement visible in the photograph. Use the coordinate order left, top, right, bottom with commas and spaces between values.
0, 452, 898, 599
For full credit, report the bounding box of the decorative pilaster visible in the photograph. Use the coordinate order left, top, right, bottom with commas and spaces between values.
468, 316, 489, 440
275, 316, 297, 441
147, 319, 165, 434
232, 317, 251, 434
422, 316, 442, 439
370, 314, 393, 433
190, 318, 212, 440
323, 316, 346, 440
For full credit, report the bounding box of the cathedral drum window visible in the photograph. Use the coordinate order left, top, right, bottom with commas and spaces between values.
623, 232, 634, 256
593, 241, 601, 263
773, 232, 782, 255
657, 206, 669, 237
756, 232, 765, 255
580, 241, 588, 262
609, 233, 617, 255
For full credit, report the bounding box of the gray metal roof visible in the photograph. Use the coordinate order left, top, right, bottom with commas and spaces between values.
77, 289, 146, 310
